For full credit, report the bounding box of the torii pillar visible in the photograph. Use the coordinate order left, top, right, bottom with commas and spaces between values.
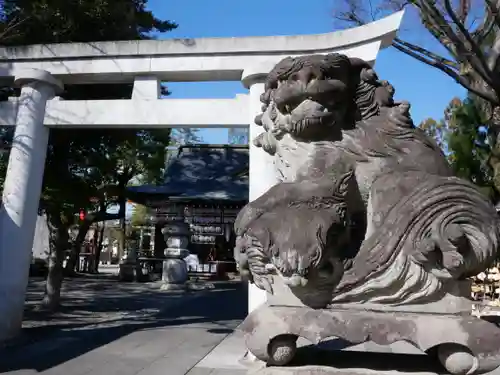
0, 69, 63, 340
242, 64, 279, 315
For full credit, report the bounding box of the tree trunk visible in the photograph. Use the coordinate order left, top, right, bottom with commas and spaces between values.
65, 197, 126, 274
120, 216, 126, 256
92, 224, 105, 273
64, 216, 94, 275
154, 223, 165, 258
488, 106, 500, 202
41, 210, 69, 311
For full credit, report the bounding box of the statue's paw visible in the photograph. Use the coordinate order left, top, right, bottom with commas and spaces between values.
252, 132, 277, 155
254, 272, 274, 294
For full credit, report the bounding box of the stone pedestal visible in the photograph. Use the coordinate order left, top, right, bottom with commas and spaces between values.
118, 246, 139, 282
0, 69, 63, 342
241, 303, 500, 375
160, 258, 188, 291
161, 221, 190, 291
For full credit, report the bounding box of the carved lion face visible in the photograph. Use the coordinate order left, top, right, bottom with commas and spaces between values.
256, 54, 366, 143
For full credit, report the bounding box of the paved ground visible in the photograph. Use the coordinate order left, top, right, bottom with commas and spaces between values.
4, 275, 500, 375
0, 276, 247, 375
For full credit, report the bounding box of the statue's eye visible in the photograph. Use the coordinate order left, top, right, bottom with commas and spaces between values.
288, 73, 299, 82
319, 261, 334, 275
268, 81, 278, 90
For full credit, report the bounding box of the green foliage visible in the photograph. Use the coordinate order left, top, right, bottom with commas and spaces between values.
130, 204, 149, 227
0, 0, 178, 220
447, 100, 492, 185
170, 128, 202, 145
420, 96, 497, 200
228, 127, 249, 145
0, 0, 177, 45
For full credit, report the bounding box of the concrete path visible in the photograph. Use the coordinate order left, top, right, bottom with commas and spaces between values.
7, 276, 499, 375
0, 278, 247, 375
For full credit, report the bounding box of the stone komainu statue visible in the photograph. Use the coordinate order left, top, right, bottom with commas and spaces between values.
234, 53, 500, 375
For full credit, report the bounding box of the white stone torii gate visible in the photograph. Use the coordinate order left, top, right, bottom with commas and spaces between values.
0, 12, 403, 341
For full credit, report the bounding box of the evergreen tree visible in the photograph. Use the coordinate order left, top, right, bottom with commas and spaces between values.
0, 0, 177, 310
420, 96, 497, 201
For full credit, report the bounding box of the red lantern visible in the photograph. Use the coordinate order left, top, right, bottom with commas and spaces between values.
79, 210, 85, 221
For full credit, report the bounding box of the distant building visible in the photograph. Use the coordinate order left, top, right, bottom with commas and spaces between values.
127, 144, 248, 265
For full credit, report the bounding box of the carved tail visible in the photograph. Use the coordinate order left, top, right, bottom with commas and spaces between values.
331, 172, 500, 305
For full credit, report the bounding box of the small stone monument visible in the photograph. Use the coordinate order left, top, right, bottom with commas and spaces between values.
161, 220, 189, 290
118, 245, 140, 282
234, 54, 500, 375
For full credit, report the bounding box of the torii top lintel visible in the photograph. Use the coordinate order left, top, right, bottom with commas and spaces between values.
0, 12, 404, 85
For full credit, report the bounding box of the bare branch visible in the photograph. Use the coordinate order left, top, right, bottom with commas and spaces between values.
483, 0, 500, 71
0, 16, 30, 43
368, 0, 377, 21
336, 12, 365, 26
415, 2, 459, 58
332, 0, 500, 105
489, 35, 500, 73
384, 0, 410, 12
484, 0, 500, 21
334, 0, 367, 27
417, 1, 493, 86
472, 10, 496, 45
392, 38, 498, 103
443, 0, 491, 79
457, 0, 472, 23
419, 1, 464, 53
394, 37, 458, 68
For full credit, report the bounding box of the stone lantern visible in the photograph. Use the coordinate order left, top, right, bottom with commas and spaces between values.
160, 214, 189, 290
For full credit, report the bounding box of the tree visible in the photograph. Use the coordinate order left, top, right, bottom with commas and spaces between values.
334, 0, 500, 193
62, 128, 172, 276
131, 204, 150, 227
228, 128, 249, 145
0, 5, 30, 43
1, 0, 177, 44
0, 0, 177, 311
420, 95, 497, 200
170, 128, 202, 145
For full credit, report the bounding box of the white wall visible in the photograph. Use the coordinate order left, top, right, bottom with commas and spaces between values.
31, 214, 50, 261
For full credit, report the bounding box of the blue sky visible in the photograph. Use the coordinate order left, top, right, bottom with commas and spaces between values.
146, 0, 466, 144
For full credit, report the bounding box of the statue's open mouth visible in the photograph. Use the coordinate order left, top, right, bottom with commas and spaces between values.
289, 111, 337, 141
278, 99, 338, 137
295, 111, 336, 126
268, 263, 309, 288
269, 250, 339, 289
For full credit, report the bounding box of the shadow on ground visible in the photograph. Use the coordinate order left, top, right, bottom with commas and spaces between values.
286, 344, 445, 374
0, 279, 247, 373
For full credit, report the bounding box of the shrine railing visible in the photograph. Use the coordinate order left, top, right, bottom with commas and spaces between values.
472, 263, 500, 316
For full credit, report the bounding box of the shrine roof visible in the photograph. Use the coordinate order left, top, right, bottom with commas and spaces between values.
127, 144, 249, 204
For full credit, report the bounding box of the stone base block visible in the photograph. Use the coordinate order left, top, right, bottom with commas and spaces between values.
241, 304, 500, 375
118, 263, 136, 282
187, 282, 215, 291
250, 365, 436, 375
247, 346, 452, 375
159, 283, 187, 291
246, 346, 444, 375
162, 258, 188, 284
